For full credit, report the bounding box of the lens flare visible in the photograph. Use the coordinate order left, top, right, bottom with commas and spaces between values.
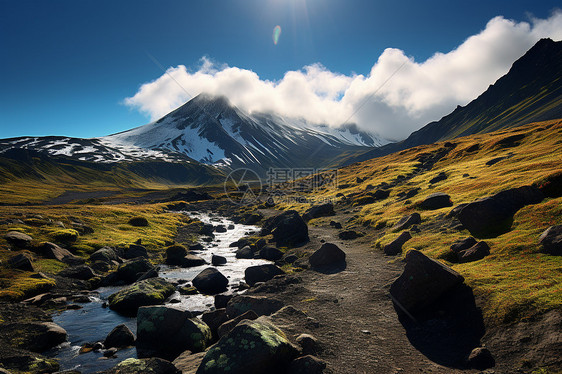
273, 25, 282, 45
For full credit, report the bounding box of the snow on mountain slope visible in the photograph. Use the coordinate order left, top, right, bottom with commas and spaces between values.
0, 94, 386, 172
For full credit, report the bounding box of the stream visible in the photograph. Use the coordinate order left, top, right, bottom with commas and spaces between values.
45, 212, 268, 373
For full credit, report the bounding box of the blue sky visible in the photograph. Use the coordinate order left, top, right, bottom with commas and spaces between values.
0, 0, 561, 139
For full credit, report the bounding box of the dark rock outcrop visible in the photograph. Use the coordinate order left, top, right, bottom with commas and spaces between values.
308, 243, 346, 268
104, 324, 136, 348
226, 295, 284, 318
457, 241, 490, 263
4, 231, 33, 249
245, 264, 285, 287
390, 250, 464, 314
192, 268, 228, 295
108, 278, 175, 316
259, 246, 284, 261
538, 225, 562, 255
6, 253, 34, 272
457, 185, 543, 237
261, 210, 309, 247
419, 192, 453, 210
393, 213, 421, 231
303, 203, 335, 221
383, 231, 412, 256
59, 265, 98, 280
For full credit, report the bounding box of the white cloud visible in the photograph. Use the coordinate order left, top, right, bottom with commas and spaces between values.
125, 11, 562, 142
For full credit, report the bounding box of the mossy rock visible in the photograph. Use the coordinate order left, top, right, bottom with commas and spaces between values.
137, 305, 212, 360
50, 229, 79, 244
107, 357, 179, 374
129, 216, 149, 227
0, 354, 60, 373
197, 319, 298, 373
108, 278, 175, 316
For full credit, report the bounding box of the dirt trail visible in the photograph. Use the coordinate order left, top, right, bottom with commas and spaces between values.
262, 218, 476, 374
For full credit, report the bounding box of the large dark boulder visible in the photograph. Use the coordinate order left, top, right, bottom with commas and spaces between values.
211, 254, 227, 266
450, 237, 477, 253
116, 258, 154, 284
287, 355, 327, 374
181, 254, 207, 268
383, 231, 412, 256
538, 225, 562, 255
457, 241, 490, 263
104, 324, 136, 348
226, 295, 284, 318
308, 243, 346, 268
123, 244, 149, 259
0, 322, 67, 352
245, 264, 285, 286
59, 265, 98, 280
6, 253, 34, 272
136, 305, 211, 360
466, 347, 495, 370
303, 203, 335, 221
457, 186, 544, 237
192, 268, 228, 295
390, 250, 464, 314
165, 245, 188, 265
338, 230, 363, 240
393, 213, 421, 231
201, 308, 229, 337
90, 247, 120, 264
4, 231, 33, 249
419, 192, 453, 210
235, 246, 254, 259
39, 242, 84, 265
261, 210, 309, 247
196, 319, 299, 374
108, 278, 175, 316
259, 245, 284, 261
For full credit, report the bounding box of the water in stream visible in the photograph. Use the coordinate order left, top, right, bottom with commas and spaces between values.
46, 212, 268, 373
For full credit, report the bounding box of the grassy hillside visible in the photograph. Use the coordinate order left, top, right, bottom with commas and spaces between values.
277, 119, 562, 325
0, 149, 225, 204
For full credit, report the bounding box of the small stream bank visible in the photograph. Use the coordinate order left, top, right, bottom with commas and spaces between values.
46, 212, 268, 373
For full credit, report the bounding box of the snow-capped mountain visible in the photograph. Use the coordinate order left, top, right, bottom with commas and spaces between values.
0, 94, 386, 173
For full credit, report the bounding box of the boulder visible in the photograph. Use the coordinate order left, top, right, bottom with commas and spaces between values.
370, 189, 391, 200
389, 249, 464, 314
0, 353, 59, 373
128, 216, 149, 227
1, 322, 67, 352
6, 253, 34, 272
419, 192, 453, 210
211, 254, 227, 266
196, 319, 299, 374
116, 258, 154, 284
429, 172, 448, 184
259, 246, 284, 261
287, 355, 327, 374
450, 237, 477, 253
303, 203, 335, 221
137, 305, 211, 360
123, 244, 148, 259
165, 245, 188, 265
308, 243, 346, 268
261, 210, 309, 247
457, 241, 490, 263
393, 213, 421, 231
467, 347, 495, 370
192, 268, 228, 295
338, 230, 363, 240
108, 277, 175, 316
4, 231, 33, 249
226, 295, 284, 318
383, 231, 412, 256
181, 254, 207, 268
106, 357, 180, 374
457, 186, 544, 237
104, 324, 136, 348
173, 351, 206, 374
214, 294, 234, 309
39, 242, 84, 265
329, 220, 342, 229
90, 247, 120, 264
296, 334, 320, 355
201, 308, 229, 337
217, 310, 259, 338
214, 225, 227, 233
245, 264, 285, 286
58, 265, 98, 280
189, 243, 205, 251
538, 225, 562, 255
235, 246, 253, 259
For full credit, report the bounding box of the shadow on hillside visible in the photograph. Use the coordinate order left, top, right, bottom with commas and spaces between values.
395, 284, 485, 368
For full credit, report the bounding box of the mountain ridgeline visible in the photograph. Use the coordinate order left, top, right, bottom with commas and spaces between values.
353, 38, 562, 162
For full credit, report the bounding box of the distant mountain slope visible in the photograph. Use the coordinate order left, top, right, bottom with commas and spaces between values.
354, 38, 562, 162
99, 94, 385, 173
